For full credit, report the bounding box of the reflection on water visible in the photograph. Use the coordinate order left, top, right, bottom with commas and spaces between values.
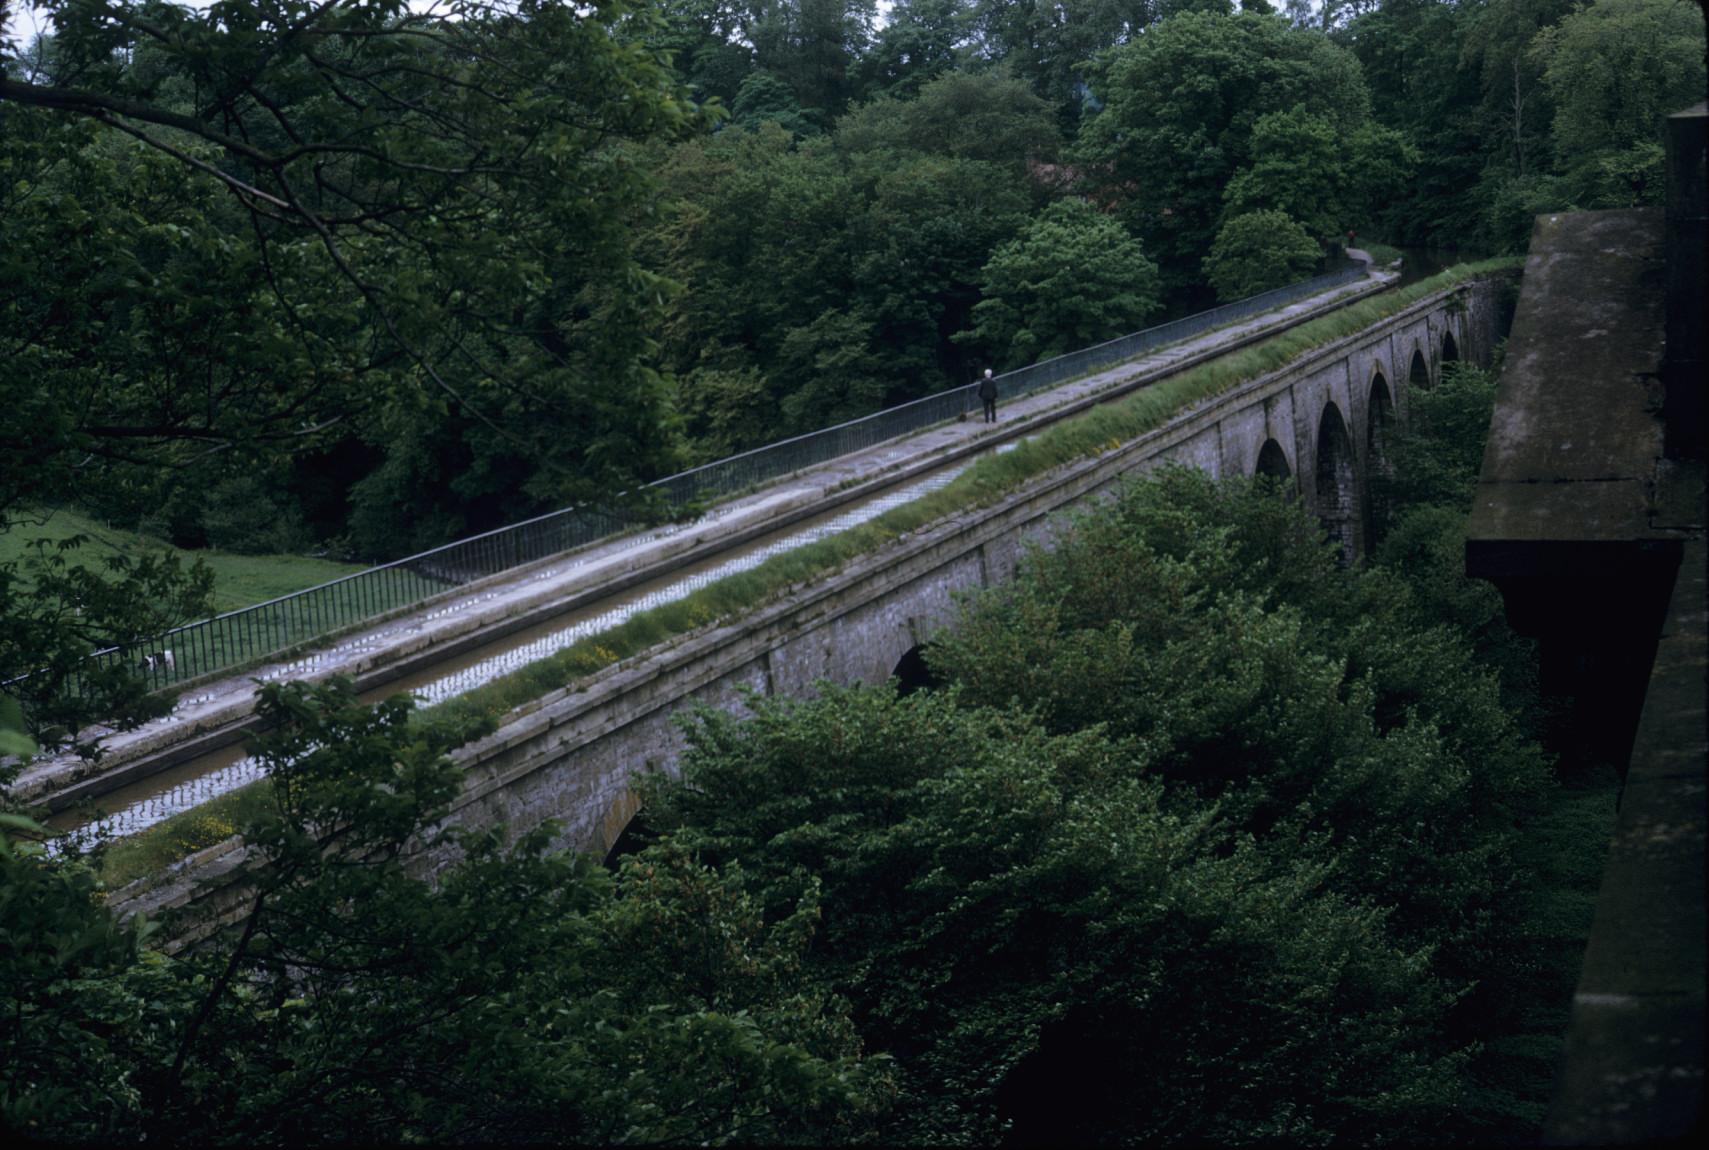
54, 463, 971, 847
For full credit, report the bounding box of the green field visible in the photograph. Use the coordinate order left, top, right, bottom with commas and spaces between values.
0, 508, 366, 614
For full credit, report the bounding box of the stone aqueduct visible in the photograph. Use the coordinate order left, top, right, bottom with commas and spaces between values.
120, 275, 1508, 923
442, 276, 1504, 864
1190, 310, 1464, 562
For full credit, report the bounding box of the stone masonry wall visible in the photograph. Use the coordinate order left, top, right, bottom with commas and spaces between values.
114, 277, 1505, 936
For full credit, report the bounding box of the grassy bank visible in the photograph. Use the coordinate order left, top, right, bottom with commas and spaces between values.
1, 508, 365, 614
96, 261, 1520, 884
95, 783, 273, 889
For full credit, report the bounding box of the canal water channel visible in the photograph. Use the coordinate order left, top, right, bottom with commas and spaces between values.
51, 454, 984, 845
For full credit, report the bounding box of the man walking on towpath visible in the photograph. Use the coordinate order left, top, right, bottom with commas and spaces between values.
978, 369, 998, 423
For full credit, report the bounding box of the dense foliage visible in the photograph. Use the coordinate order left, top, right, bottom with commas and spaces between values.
0, 0, 1666, 1139
963, 198, 1160, 367
1205, 209, 1326, 301
1, 679, 894, 1144
9, 1, 1697, 573
4, 444, 1573, 1144
628, 454, 1557, 1143
1, 1, 710, 742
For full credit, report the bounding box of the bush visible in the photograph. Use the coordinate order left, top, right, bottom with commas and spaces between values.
198, 475, 307, 555
1204, 209, 1322, 302
962, 199, 1160, 369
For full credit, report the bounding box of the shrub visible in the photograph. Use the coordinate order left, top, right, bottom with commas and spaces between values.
963, 199, 1160, 369
198, 475, 307, 555
1204, 209, 1323, 302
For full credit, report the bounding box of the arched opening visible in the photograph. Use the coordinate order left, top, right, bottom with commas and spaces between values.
1315, 402, 1358, 565
1409, 346, 1430, 391
1253, 438, 1293, 495
1364, 375, 1396, 552
893, 644, 939, 697
603, 803, 655, 868
1442, 329, 1459, 364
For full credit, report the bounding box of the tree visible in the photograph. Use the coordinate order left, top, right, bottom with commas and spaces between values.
965, 0, 1196, 121
836, 68, 1062, 178
1204, 208, 1324, 301
1, 2, 704, 522
643, 687, 1471, 1144
1, 2, 711, 739
1075, 10, 1372, 301
1341, 0, 1489, 245
649, 72, 1055, 453
1218, 103, 1416, 242
0, 535, 213, 749
0, 809, 175, 1142
642, 123, 859, 446
1531, 0, 1706, 207
962, 199, 1160, 369
1459, 0, 1579, 179
854, 0, 971, 99
1, 677, 894, 1143
0, 698, 32, 761
647, 0, 761, 105
730, 67, 823, 134
1379, 359, 1503, 512
1222, 106, 1350, 237
633, 465, 1555, 1144
772, 309, 891, 428
846, 152, 1034, 397
927, 467, 1550, 976
1365, 358, 1551, 736
749, 0, 879, 120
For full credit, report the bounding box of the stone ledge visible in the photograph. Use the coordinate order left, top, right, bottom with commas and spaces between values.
1545, 992, 1705, 1147
1470, 209, 1667, 548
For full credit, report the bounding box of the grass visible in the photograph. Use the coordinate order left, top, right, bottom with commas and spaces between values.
1, 507, 365, 614
95, 782, 273, 889
95, 261, 1521, 883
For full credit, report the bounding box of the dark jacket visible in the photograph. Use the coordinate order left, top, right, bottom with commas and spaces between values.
977, 375, 998, 401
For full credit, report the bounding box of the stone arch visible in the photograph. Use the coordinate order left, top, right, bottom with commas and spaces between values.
1442, 328, 1459, 365
1364, 373, 1397, 552
600, 788, 648, 867
1315, 402, 1358, 564
1409, 345, 1431, 391
893, 644, 938, 696
1254, 438, 1293, 491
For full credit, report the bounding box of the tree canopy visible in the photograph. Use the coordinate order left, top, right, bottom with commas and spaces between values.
1, 677, 895, 1143
0, 1, 1676, 1141
634, 463, 1554, 1144
1, 1, 707, 740
962, 197, 1161, 368
1533, 0, 1708, 207
1074, 10, 1371, 297
1204, 208, 1324, 300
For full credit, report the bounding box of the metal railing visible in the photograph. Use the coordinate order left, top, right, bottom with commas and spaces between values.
44, 260, 1369, 702
647, 260, 1367, 514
